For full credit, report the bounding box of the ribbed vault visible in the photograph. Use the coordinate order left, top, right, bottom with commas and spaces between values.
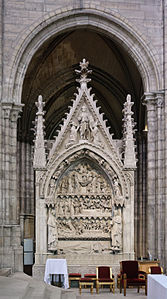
19, 29, 144, 143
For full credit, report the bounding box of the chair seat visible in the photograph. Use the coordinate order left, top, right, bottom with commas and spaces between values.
80, 278, 93, 282
69, 273, 81, 277
84, 274, 96, 278
126, 278, 146, 285
98, 278, 114, 282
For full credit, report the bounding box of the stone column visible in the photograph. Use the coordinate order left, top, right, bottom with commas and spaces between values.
0, 105, 2, 224
155, 92, 165, 261
135, 132, 147, 258
2, 103, 12, 224
2, 103, 23, 224
0, 102, 23, 271
143, 93, 157, 259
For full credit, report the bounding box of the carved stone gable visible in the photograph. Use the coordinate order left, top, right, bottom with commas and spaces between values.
66, 100, 102, 148
48, 60, 122, 168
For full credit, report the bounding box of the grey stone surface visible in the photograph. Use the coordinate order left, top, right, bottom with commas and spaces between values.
0, 0, 167, 276
33, 60, 136, 277
0, 272, 76, 299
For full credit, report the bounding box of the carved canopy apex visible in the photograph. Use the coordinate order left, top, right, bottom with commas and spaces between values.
122, 93, 137, 169
35, 94, 45, 115
75, 58, 92, 88
33, 95, 46, 169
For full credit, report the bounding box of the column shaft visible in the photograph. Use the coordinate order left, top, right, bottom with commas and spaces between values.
155, 94, 165, 261
143, 93, 157, 258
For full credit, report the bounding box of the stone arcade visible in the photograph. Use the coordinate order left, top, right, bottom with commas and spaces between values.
33, 60, 137, 278
1, 1, 167, 280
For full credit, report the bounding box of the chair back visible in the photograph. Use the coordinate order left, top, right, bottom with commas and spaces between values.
121, 261, 139, 278
97, 266, 111, 279
150, 266, 163, 274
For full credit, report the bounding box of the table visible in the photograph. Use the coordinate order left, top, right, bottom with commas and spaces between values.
44, 258, 69, 289
148, 274, 167, 299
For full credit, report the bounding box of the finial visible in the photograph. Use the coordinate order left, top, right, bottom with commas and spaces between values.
75, 58, 92, 89
126, 94, 131, 103
35, 95, 45, 114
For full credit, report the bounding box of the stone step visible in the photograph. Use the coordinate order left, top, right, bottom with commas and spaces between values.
24, 282, 46, 299
11, 272, 59, 299
0, 268, 12, 277
61, 289, 77, 299
0, 271, 76, 299
0, 276, 29, 299
9, 272, 76, 299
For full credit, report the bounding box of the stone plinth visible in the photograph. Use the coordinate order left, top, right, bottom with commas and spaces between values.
33, 252, 135, 280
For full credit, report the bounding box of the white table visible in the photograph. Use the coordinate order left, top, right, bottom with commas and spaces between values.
148, 274, 167, 299
44, 258, 69, 289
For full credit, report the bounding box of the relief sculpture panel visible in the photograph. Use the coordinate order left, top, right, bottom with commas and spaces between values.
66, 103, 102, 148
46, 160, 123, 253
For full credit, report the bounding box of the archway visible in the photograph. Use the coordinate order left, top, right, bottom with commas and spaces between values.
9, 8, 160, 273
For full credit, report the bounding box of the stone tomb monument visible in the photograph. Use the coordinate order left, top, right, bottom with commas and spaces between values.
33, 59, 137, 279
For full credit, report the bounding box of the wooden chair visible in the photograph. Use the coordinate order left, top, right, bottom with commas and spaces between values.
149, 266, 163, 274
120, 260, 147, 296
79, 278, 94, 294
84, 273, 96, 281
96, 266, 115, 294
69, 273, 81, 287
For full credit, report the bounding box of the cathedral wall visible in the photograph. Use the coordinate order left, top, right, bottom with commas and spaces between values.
0, 0, 163, 102
0, 0, 166, 273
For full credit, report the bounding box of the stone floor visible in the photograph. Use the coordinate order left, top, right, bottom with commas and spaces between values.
0, 269, 147, 299
73, 287, 147, 299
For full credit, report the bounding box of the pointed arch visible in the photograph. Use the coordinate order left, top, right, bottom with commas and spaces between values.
5, 6, 161, 103
42, 146, 130, 202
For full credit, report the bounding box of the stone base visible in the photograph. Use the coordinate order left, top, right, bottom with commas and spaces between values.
33, 251, 135, 280
0, 225, 23, 272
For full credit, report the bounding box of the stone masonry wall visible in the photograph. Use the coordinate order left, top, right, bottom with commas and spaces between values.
1, 0, 164, 100
0, 0, 167, 272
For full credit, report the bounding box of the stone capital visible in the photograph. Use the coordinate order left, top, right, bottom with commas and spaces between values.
1, 102, 24, 121
142, 92, 156, 111
1, 102, 13, 119
155, 91, 164, 108
10, 104, 24, 122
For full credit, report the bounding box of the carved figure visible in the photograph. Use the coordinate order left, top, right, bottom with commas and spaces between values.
112, 175, 124, 207
111, 209, 122, 249
91, 242, 103, 253
59, 177, 69, 193
90, 121, 101, 144
37, 95, 45, 113
58, 200, 64, 216
78, 105, 89, 139
64, 200, 69, 217
77, 164, 94, 187
69, 122, 79, 142
48, 178, 56, 197
48, 208, 58, 250
70, 199, 75, 217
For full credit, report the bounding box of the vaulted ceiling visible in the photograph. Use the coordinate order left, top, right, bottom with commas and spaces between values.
19, 29, 144, 143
